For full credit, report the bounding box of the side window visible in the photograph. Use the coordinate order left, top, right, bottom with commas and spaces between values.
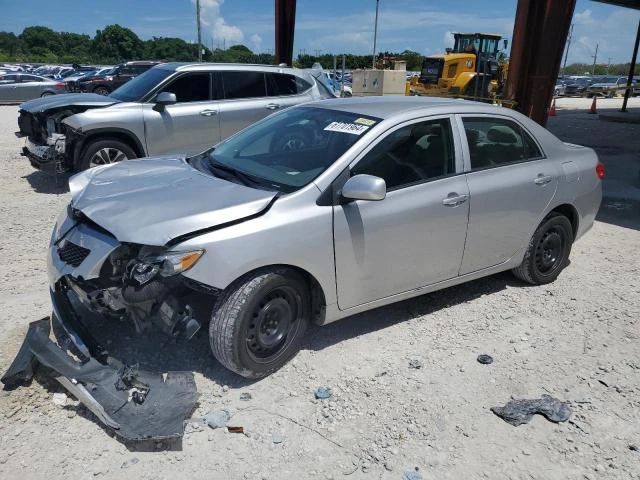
352, 119, 455, 190
266, 73, 311, 96
221, 71, 266, 99
162, 73, 210, 102
21, 75, 42, 82
0, 74, 18, 84
462, 117, 541, 170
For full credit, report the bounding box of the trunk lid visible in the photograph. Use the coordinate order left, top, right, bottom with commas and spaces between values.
69, 157, 278, 246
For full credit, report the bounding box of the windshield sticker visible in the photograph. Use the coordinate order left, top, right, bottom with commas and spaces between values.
324, 121, 370, 135
354, 117, 377, 126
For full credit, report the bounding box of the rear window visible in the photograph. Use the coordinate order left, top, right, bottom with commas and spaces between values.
266, 73, 311, 96
221, 71, 267, 99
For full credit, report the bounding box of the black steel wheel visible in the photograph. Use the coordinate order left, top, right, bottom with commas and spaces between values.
209, 268, 310, 379
512, 212, 573, 285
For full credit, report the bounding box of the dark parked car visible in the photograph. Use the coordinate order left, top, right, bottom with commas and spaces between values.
74, 61, 161, 95
563, 77, 594, 96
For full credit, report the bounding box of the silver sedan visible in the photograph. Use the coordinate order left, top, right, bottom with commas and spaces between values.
48, 97, 602, 379
0, 73, 66, 101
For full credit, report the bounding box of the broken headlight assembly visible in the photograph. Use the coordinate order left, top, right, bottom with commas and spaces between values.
126, 250, 204, 286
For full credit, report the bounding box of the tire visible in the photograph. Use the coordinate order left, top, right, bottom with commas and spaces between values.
270, 128, 312, 153
40, 91, 54, 97
464, 77, 490, 101
93, 86, 110, 96
209, 268, 310, 379
77, 138, 137, 171
512, 212, 573, 285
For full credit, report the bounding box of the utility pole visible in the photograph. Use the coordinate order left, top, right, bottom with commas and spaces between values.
562, 24, 573, 75
196, 0, 202, 62
591, 43, 598, 75
372, 0, 380, 69
606, 57, 612, 74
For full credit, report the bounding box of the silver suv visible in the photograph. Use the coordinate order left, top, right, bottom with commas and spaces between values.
16, 63, 334, 172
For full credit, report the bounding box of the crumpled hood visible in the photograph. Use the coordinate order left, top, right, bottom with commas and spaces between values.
69, 157, 278, 246
20, 93, 120, 113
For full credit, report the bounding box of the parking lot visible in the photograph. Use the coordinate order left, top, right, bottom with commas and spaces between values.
0, 98, 639, 479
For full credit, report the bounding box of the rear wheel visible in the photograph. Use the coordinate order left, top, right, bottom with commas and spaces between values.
512, 212, 573, 285
77, 138, 137, 171
40, 91, 54, 97
209, 268, 310, 379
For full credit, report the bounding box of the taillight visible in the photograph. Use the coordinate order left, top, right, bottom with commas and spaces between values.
596, 162, 605, 179
55, 82, 65, 87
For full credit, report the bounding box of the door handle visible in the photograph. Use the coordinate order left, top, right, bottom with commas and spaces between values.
442, 193, 468, 207
266, 103, 281, 110
200, 109, 217, 117
534, 174, 553, 185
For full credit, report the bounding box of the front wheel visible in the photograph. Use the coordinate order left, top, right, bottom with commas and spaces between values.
41, 91, 54, 97
512, 212, 573, 285
93, 86, 110, 96
77, 138, 137, 171
209, 268, 310, 379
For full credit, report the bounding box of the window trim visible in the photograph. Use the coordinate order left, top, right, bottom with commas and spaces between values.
347, 114, 464, 193
456, 113, 546, 173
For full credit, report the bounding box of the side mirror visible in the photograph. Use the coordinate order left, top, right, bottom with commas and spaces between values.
153, 91, 177, 111
341, 174, 386, 202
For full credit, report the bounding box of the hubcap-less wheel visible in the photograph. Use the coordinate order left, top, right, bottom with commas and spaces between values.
246, 287, 299, 362
94, 87, 109, 96
534, 229, 564, 275
89, 147, 128, 167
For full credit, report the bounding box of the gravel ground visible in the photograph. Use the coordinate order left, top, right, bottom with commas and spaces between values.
0, 103, 639, 480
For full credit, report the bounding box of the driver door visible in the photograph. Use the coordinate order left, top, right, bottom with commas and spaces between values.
333, 117, 470, 309
143, 72, 221, 156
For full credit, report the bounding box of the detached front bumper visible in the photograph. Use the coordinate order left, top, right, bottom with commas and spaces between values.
19, 135, 68, 172
1, 283, 199, 442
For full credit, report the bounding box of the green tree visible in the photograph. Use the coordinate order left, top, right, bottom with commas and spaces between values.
0, 32, 19, 57
93, 24, 143, 62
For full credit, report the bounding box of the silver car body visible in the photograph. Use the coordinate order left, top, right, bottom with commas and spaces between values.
49, 97, 601, 330
0, 73, 65, 101
17, 63, 332, 171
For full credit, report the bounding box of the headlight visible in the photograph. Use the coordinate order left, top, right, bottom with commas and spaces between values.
129, 250, 204, 285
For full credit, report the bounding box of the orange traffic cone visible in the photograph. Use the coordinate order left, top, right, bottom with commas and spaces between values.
589, 96, 597, 114
549, 99, 556, 117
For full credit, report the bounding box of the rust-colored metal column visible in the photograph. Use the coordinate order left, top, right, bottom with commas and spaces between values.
504, 0, 577, 126
275, 0, 297, 65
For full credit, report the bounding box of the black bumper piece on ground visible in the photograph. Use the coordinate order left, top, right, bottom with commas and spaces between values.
1, 315, 198, 443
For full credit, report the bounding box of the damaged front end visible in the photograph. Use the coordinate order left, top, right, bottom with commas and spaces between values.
16, 94, 118, 173
1, 206, 216, 441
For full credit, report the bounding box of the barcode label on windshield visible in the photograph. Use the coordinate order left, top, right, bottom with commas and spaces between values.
324, 121, 370, 135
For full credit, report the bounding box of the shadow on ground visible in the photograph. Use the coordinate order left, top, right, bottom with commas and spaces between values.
23, 170, 70, 194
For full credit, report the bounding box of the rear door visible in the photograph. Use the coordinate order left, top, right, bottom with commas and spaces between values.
0, 74, 20, 101
143, 71, 220, 156
457, 115, 558, 275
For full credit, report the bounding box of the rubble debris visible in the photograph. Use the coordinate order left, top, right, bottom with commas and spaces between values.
408, 359, 423, 369
272, 432, 284, 444
121, 457, 139, 469
403, 467, 423, 480
227, 426, 244, 434
491, 395, 571, 426
314, 386, 333, 399
204, 410, 230, 429
239, 392, 252, 401
52, 392, 67, 406
477, 354, 494, 365
629, 445, 638, 452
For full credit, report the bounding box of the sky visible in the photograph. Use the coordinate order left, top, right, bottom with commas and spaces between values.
1, 0, 639, 64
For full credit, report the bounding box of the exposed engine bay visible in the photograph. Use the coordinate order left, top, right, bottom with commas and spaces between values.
64, 242, 210, 341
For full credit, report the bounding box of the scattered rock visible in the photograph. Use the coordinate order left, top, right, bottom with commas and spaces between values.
272, 432, 284, 444
239, 392, 252, 401
629, 445, 638, 452
403, 467, 422, 480
52, 393, 67, 406
315, 387, 333, 399
408, 359, 423, 369
121, 457, 139, 469
204, 410, 230, 429
477, 354, 494, 365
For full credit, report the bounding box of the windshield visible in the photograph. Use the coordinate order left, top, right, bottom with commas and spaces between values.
109, 67, 174, 102
197, 106, 381, 193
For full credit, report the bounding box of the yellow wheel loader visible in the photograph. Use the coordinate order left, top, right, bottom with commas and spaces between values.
409, 33, 508, 102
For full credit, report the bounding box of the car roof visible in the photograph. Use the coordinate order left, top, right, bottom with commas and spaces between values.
306, 96, 471, 119
156, 62, 303, 73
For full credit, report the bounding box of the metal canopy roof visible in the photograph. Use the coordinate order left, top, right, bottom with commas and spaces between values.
592, 0, 640, 10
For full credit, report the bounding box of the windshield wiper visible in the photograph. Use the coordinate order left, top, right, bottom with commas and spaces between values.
208, 159, 272, 190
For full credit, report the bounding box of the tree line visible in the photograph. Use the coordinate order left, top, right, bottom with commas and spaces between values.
0, 24, 633, 76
